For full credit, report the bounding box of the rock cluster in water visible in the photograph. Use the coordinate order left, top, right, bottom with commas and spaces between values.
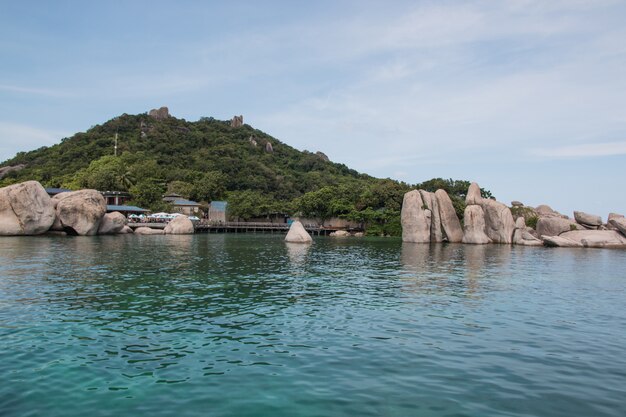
401, 182, 626, 249
0, 180, 194, 237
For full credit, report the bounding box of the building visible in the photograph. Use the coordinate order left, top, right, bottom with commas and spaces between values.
161, 194, 201, 216
209, 201, 227, 222
101, 191, 131, 206
106, 204, 149, 216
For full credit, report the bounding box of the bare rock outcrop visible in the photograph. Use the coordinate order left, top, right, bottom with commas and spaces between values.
97, 212, 127, 235
536, 217, 580, 237
164, 215, 194, 234
0, 164, 26, 179
55, 190, 107, 236
462, 205, 492, 244
0, 181, 55, 235
285, 221, 312, 243
316, 151, 329, 161
401, 190, 431, 243
542, 235, 583, 248
265, 142, 274, 153
559, 230, 626, 248
148, 106, 170, 120
573, 211, 602, 228
330, 230, 350, 237
435, 189, 463, 243
230, 115, 243, 128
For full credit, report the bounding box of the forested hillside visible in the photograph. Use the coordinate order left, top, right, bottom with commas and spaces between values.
0, 112, 491, 235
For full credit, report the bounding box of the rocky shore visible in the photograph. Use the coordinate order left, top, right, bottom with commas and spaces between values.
0, 181, 194, 236
401, 182, 626, 249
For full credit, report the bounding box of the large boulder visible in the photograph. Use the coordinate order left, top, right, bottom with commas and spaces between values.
97, 212, 127, 235
55, 190, 107, 236
466, 182, 482, 205
608, 217, 626, 237
164, 215, 194, 234
401, 190, 431, 243
462, 205, 492, 244
134, 227, 165, 235
0, 181, 55, 235
420, 190, 442, 242
573, 211, 602, 227
536, 217, 580, 237
542, 235, 583, 248
559, 230, 626, 248
329, 230, 350, 237
285, 221, 312, 243
435, 189, 463, 243
481, 199, 515, 244
536, 204, 566, 218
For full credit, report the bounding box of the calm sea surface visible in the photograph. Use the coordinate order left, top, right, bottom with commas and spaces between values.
1, 234, 625, 417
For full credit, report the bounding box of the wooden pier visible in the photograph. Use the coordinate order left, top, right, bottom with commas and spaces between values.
127, 221, 355, 236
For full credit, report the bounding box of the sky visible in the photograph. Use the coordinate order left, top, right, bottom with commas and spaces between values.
1, 0, 625, 216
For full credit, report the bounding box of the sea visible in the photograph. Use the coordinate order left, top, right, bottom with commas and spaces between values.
1, 234, 625, 417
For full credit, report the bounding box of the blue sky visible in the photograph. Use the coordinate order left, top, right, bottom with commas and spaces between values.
1, 0, 625, 216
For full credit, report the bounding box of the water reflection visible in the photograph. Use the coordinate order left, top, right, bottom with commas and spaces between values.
285, 242, 310, 270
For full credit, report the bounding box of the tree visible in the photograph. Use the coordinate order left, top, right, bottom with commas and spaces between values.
227, 190, 272, 220
191, 171, 226, 202
129, 180, 167, 211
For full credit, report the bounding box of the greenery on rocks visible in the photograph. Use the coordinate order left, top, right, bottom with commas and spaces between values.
0, 113, 491, 236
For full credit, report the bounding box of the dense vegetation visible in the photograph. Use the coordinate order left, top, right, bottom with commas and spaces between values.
0, 113, 492, 235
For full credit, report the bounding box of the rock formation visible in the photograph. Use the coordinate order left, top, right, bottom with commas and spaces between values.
466, 182, 482, 205
536, 204, 571, 219
462, 205, 492, 244
0, 164, 26, 179
285, 221, 312, 243
559, 230, 626, 248
512, 217, 543, 246
230, 115, 243, 128
511, 201, 523, 207
0, 181, 55, 235
435, 189, 463, 242
120, 225, 134, 234
54, 190, 107, 236
164, 215, 195, 234
419, 190, 442, 242
265, 142, 274, 153
97, 212, 127, 235
481, 199, 515, 244
573, 211, 602, 229
536, 217, 580, 237
316, 151, 329, 161
608, 217, 626, 236
148, 107, 170, 120
542, 235, 583, 248
249, 136, 258, 147
401, 190, 431, 243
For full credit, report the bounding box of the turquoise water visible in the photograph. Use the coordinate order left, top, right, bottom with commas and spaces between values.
1, 234, 625, 417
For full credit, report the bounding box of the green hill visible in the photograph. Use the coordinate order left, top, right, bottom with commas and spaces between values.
0, 111, 487, 235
